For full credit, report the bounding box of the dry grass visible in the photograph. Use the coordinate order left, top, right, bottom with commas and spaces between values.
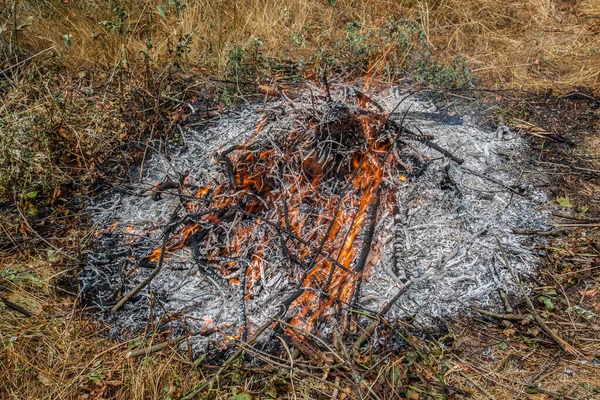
0, 250, 204, 399
3, 233, 599, 399
6, 0, 600, 92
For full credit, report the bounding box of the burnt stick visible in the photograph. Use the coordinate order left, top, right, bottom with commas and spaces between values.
1, 296, 34, 317
353, 88, 385, 112
387, 116, 464, 164
111, 204, 182, 313
354, 188, 382, 274
151, 177, 180, 201
392, 200, 408, 284
280, 178, 299, 250
420, 139, 465, 164
460, 166, 524, 195
275, 227, 306, 269
352, 282, 414, 352
512, 229, 565, 236
277, 289, 305, 318
229, 205, 350, 273
240, 262, 249, 342
189, 230, 223, 283
405, 124, 464, 164
350, 188, 382, 306
219, 152, 237, 189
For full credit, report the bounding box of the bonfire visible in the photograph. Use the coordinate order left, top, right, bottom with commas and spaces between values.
83, 84, 546, 364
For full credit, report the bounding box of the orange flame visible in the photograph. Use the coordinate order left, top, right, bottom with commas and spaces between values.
139, 99, 403, 334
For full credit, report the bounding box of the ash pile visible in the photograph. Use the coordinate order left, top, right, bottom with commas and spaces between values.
81, 85, 550, 355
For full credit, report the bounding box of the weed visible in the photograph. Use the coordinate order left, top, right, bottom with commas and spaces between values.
99, 0, 129, 36
414, 55, 473, 89
216, 40, 267, 104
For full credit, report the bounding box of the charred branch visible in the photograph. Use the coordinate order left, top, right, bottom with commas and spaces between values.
151, 177, 180, 201
111, 204, 182, 312
1, 296, 34, 317
351, 188, 382, 306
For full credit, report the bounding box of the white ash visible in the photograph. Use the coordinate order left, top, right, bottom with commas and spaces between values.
81, 86, 550, 351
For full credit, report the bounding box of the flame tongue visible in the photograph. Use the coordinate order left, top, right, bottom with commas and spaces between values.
142, 94, 415, 333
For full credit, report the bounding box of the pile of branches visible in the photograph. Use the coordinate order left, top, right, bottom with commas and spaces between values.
107, 85, 463, 358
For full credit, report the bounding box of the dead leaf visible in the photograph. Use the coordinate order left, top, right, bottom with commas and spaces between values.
503, 328, 516, 337
38, 372, 53, 386
258, 85, 280, 97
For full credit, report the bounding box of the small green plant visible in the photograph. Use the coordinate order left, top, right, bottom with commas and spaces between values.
157, 0, 187, 19
556, 196, 573, 208
100, 0, 129, 36
216, 39, 267, 104
414, 54, 473, 88
290, 31, 306, 48
62, 34, 71, 49
305, 15, 473, 87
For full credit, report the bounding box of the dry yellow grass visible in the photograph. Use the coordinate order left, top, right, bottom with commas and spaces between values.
0, 251, 203, 400
9, 0, 600, 92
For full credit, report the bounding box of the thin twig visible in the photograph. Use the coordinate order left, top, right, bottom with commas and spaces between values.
549, 223, 600, 228
470, 306, 531, 321
180, 317, 275, 400
333, 328, 366, 400
512, 229, 565, 236
0, 45, 58, 75
494, 234, 581, 356
460, 167, 523, 195
551, 211, 600, 223
126, 328, 218, 359
14, 198, 77, 261
1, 296, 34, 317
111, 204, 182, 312
353, 282, 413, 351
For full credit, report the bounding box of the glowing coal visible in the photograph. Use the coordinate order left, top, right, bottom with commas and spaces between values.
82, 86, 549, 354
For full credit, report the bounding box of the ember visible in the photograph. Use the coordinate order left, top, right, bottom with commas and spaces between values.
83, 85, 549, 355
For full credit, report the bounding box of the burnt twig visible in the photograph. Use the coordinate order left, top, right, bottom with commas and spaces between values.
460, 166, 524, 195
218, 151, 237, 190
551, 211, 600, 223
111, 204, 182, 313
240, 279, 248, 342
353, 88, 384, 112
1, 296, 34, 317
392, 200, 408, 284
470, 306, 532, 321
494, 234, 581, 356
353, 283, 413, 352
151, 177, 180, 201
498, 288, 513, 313
512, 229, 565, 236
126, 327, 218, 359
351, 188, 382, 305
190, 230, 223, 284
420, 139, 464, 164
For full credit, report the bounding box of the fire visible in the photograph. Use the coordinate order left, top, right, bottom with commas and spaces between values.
135, 92, 419, 335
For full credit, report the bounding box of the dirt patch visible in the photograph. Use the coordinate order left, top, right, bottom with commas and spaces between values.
506, 91, 600, 215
